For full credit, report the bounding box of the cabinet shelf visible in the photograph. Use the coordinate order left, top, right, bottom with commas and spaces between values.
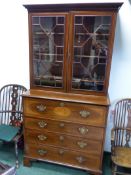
33, 45, 64, 48
34, 76, 63, 87
75, 33, 110, 36
72, 78, 104, 84
74, 55, 107, 58
34, 53, 64, 56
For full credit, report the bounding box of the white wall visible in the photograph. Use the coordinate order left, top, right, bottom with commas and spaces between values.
105, 0, 131, 151
0, 0, 131, 151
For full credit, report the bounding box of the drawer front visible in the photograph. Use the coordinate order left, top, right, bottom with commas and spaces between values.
24, 117, 104, 140
25, 143, 101, 171
25, 129, 102, 155
23, 98, 107, 127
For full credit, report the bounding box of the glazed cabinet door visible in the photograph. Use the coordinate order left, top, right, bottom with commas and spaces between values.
29, 11, 117, 94
68, 12, 116, 94
29, 13, 69, 91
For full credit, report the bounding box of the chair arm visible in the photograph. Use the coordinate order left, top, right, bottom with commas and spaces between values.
111, 127, 131, 141
111, 127, 131, 155
0, 110, 22, 113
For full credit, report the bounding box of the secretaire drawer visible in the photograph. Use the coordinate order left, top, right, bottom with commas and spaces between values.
24, 117, 104, 140
23, 97, 107, 127
25, 129, 102, 155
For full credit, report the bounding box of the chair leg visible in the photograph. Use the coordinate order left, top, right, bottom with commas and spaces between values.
15, 140, 19, 168
112, 163, 117, 175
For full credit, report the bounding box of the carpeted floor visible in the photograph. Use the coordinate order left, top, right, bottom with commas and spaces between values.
0, 142, 111, 175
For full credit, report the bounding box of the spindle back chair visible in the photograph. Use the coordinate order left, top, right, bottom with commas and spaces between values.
0, 84, 27, 168
111, 98, 131, 175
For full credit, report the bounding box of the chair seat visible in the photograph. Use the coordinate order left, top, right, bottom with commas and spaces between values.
112, 147, 131, 168
0, 124, 19, 142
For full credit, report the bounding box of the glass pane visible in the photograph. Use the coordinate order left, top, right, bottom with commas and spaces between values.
32, 16, 65, 88
72, 15, 111, 91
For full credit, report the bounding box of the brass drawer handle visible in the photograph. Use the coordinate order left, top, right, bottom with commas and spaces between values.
59, 135, 65, 141
38, 149, 47, 156
38, 134, 47, 141
77, 141, 87, 149
38, 121, 47, 128
79, 110, 90, 118
59, 123, 65, 127
76, 156, 86, 164
78, 127, 88, 135
36, 104, 46, 112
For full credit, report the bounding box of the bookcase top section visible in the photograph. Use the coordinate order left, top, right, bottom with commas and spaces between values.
23, 3, 123, 13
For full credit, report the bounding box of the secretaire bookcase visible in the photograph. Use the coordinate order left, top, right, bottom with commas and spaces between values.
23, 3, 123, 175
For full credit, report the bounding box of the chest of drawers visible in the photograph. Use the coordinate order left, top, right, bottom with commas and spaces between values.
23, 90, 109, 175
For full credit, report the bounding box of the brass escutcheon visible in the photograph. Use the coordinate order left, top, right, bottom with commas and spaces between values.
59, 135, 65, 141
59, 123, 65, 127
58, 149, 65, 155
59, 102, 65, 107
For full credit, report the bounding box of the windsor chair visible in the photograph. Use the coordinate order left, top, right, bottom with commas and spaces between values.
111, 98, 131, 175
0, 84, 27, 168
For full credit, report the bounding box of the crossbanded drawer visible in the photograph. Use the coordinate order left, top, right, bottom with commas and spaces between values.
23, 98, 107, 127
25, 143, 101, 171
25, 129, 102, 155
24, 117, 104, 141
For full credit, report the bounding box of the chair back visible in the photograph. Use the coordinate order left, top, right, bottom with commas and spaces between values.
113, 98, 131, 128
113, 98, 131, 147
0, 84, 27, 126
